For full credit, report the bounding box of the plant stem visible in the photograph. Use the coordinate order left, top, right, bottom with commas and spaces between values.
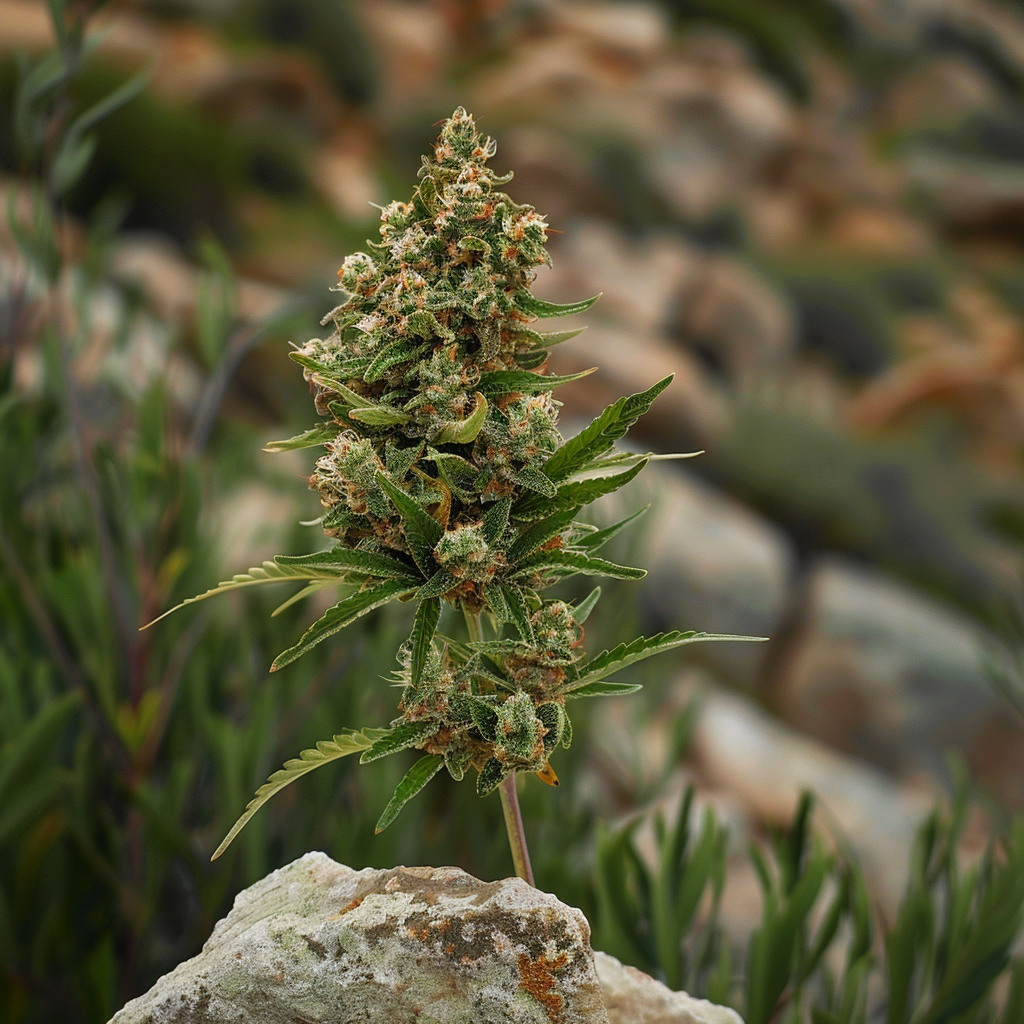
463, 605, 536, 887
498, 775, 535, 887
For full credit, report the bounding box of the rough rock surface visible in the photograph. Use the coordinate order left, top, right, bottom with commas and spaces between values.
110, 853, 610, 1024
772, 558, 1024, 801
692, 686, 931, 911
595, 951, 743, 1024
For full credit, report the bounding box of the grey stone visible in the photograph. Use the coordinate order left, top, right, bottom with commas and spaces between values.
595, 951, 744, 1024
771, 558, 1024, 801
110, 853, 610, 1024
691, 685, 932, 911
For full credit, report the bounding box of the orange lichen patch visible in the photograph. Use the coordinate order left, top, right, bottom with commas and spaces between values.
337, 897, 364, 915
517, 952, 568, 1024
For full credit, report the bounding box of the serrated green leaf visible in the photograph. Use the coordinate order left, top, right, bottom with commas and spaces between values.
566, 681, 643, 698
377, 474, 443, 576
141, 560, 357, 629
578, 506, 650, 551
348, 405, 412, 426
375, 755, 444, 833
541, 377, 673, 484
484, 582, 510, 623
482, 497, 512, 543
432, 392, 488, 444
514, 464, 559, 498
271, 581, 416, 671
417, 570, 457, 599
515, 462, 648, 519
386, 441, 423, 480
359, 720, 436, 763
507, 507, 580, 564
364, 341, 424, 382
516, 292, 601, 318
514, 349, 548, 370
309, 371, 372, 407
211, 729, 383, 860
276, 548, 420, 581
263, 424, 341, 452
566, 631, 766, 692
410, 598, 441, 688
515, 550, 647, 581
476, 757, 511, 796
513, 326, 587, 348
478, 368, 595, 397
502, 584, 534, 641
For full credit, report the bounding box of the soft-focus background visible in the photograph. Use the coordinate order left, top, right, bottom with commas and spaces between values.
6, 0, 1024, 1018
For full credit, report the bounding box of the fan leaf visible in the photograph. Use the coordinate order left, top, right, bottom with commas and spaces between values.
377, 474, 444, 576
410, 597, 441, 687
141, 560, 357, 630
540, 376, 673, 484
263, 424, 340, 452
271, 581, 416, 671
210, 729, 384, 860
375, 755, 444, 833
566, 632, 767, 692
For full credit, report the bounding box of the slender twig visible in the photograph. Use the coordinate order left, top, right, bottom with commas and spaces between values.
463, 606, 535, 886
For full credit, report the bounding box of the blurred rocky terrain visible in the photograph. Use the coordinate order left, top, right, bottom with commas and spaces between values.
7, 0, 1024, 993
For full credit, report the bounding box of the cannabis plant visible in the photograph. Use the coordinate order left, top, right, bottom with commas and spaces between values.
153, 108, 758, 881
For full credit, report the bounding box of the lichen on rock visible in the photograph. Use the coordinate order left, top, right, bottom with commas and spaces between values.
109, 852, 610, 1024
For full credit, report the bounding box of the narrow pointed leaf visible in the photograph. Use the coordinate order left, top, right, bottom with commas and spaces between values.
276, 548, 420, 581
348, 405, 412, 427
359, 720, 436, 763
507, 507, 580, 563
514, 349, 548, 370
578, 506, 650, 551
141, 560, 356, 629
410, 597, 441, 687
417, 570, 457, 599
211, 729, 383, 860
377, 474, 443, 576
572, 586, 601, 624
271, 582, 332, 617
516, 292, 601, 318
485, 583, 510, 624
263, 424, 341, 452
515, 550, 646, 581
567, 631, 767, 692
566, 681, 642, 698
482, 497, 512, 543
271, 581, 416, 671
502, 585, 534, 641
515, 462, 648, 519
478, 368, 595, 397
375, 755, 444, 832
541, 376, 674, 483
308, 371, 372, 407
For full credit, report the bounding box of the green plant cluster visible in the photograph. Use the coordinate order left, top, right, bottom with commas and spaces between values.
162, 108, 756, 854
593, 785, 1024, 1024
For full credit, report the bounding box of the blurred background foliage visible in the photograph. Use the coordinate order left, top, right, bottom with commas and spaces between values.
8, 0, 1024, 1020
